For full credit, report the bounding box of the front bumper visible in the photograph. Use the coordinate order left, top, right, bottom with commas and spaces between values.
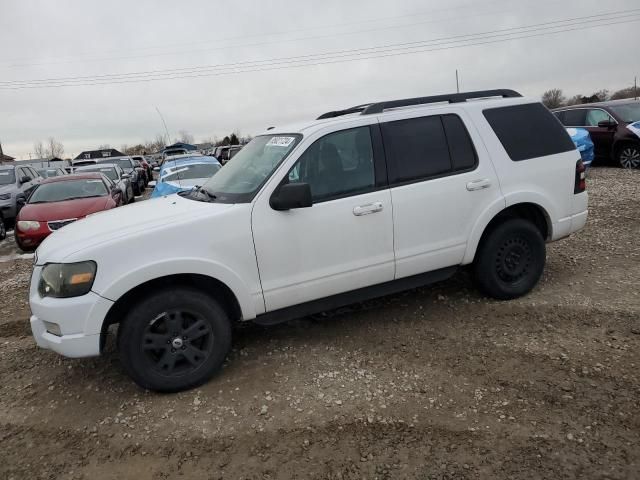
29, 267, 114, 357
0, 199, 16, 219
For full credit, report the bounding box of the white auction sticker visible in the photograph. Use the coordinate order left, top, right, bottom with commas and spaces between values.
267, 136, 295, 147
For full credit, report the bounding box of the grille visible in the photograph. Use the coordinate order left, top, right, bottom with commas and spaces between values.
47, 218, 77, 231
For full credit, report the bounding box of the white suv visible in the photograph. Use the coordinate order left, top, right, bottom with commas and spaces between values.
29, 89, 588, 392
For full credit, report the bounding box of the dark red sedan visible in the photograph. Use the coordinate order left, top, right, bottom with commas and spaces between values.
15, 173, 123, 251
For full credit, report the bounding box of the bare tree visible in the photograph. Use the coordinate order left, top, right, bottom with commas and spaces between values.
541, 89, 566, 109
177, 130, 194, 144
33, 141, 46, 159
47, 137, 64, 158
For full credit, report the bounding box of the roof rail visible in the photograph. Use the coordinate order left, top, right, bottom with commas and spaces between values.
316, 103, 373, 120
360, 89, 522, 115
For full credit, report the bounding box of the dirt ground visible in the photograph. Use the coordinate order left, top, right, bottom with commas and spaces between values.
0, 168, 638, 480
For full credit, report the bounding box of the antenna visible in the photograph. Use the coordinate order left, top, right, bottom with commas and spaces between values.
155, 107, 171, 146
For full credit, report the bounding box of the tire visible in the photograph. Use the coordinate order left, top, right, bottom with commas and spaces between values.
128, 186, 135, 203
617, 144, 640, 169
473, 218, 545, 300
117, 288, 232, 392
133, 182, 141, 197
0, 214, 6, 241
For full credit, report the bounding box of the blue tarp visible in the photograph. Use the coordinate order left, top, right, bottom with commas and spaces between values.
567, 128, 594, 167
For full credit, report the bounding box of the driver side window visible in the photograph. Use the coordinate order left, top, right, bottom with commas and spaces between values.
287, 126, 375, 202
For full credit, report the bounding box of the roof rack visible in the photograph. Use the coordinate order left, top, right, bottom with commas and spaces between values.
316, 89, 521, 120
316, 104, 373, 120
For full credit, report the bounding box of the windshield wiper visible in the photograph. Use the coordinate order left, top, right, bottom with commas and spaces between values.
195, 186, 217, 202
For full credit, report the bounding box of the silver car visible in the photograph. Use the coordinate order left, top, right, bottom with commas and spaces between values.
0, 164, 43, 237
74, 164, 135, 204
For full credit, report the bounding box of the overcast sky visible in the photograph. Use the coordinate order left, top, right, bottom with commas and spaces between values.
1, 0, 638, 159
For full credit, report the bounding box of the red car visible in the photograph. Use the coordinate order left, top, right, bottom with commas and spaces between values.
15, 173, 123, 251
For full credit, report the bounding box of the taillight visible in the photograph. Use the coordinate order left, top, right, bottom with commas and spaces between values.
574, 160, 586, 194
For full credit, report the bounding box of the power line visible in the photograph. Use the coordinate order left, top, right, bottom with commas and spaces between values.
0, 0, 531, 67
3, 9, 637, 88
2, 14, 638, 90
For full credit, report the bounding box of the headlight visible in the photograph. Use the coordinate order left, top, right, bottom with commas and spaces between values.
0, 193, 10, 200
17, 220, 41, 231
39, 261, 97, 298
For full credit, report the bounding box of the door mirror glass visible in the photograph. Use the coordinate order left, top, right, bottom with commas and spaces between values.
270, 182, 312, 211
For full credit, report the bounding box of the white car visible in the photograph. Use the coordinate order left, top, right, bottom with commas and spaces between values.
29, 89, 588, 392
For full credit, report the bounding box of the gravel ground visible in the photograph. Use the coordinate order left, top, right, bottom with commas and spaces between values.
0, 168, 638, 480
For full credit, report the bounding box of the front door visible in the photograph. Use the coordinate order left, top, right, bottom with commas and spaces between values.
584, 108, 616, 158
252, 124, 395, 312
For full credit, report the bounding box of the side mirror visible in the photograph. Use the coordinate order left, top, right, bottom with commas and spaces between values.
597, 120, 616, 129
270, 182, 312, 211
20, 175, 31, 184
148, 181, 156, 188
121, 173, 131, 179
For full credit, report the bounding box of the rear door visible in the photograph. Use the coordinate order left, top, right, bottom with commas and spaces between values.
380, 110, 503, 278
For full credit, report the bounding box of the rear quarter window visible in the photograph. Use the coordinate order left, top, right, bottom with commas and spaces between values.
483, 103, 575, 161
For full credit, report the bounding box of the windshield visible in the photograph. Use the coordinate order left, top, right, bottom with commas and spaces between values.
162, 163, 221, 183
609, 103, 640, 123
200, 134, 301, 202
79, 167, 118, 181
0, 169, 16, 185
29, 179, 107, 203
38, 169, 62, 178
100, 159, 132, 170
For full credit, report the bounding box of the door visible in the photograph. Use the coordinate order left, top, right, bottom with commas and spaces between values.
584, 108, 616, 158
252, 125, 395, 312
380, 111, 503, 279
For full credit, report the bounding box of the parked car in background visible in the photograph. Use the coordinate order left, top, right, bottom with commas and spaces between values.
566, 128, 595, 168
38, 167, 67, 178
150, 156, 221, 198
75, 164, 135, 204
15, 173, 122, 251
97, 157, 145, 196
553, 100, 640, 168
162, 148, 188, 160
28, 89, 588, 392
213, 145, 243, 165
131, 156, 152, 184
0, 164, 43, 234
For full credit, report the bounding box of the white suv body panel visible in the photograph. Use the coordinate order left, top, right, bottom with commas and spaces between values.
29, 95, 588, 359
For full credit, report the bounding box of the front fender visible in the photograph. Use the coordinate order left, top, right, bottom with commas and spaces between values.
96, 257, 257, 320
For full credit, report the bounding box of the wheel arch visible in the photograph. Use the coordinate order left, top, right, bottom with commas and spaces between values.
463, 201, 551, 264
101, 273, 243, 349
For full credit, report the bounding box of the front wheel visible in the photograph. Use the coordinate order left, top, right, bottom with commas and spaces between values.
617, 144, 640, 169
473, 218, 545, 300
117, 288, 232, 392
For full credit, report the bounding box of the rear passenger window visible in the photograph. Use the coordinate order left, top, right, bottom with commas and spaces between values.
381, 116, 451, 183
560, 109, 587, 126
442, 114, 477, 171
483, 103, 576, 161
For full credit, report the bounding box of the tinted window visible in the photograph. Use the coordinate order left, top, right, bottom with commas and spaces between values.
558, 109, 587, 127
585, 109, 613, 126
442, 114, 477, 171
288, 126, 375, 202
483, 103, 576, 161
381, 115, 451, 183
18, 168, 33, 180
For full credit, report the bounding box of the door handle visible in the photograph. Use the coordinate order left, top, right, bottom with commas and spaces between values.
353, 202, 383, 216
466, 179, 492, 191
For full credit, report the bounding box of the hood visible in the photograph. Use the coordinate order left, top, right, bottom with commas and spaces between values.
36, 194, 234, 263
19, 196, 110, 221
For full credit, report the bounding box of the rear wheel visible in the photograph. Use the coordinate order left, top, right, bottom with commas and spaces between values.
618, 144, 640, 169
473, 218, 545, 300
117, 288, 232, 392
0, 214, 5, 241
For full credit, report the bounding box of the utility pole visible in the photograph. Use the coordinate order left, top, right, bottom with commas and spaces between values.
456, 69, 460, 93
635, 76, 638, 100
